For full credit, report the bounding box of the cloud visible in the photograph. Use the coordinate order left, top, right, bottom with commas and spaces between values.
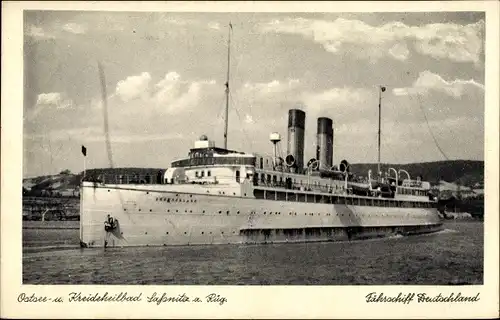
36, 92, 62, 105
412, 20, 484, 64
208, 22, 221, 30
27, 126, 184, 144
241, 79, 300, 96
115, 72, 152, 102
62, 22, 86, 34
111, 71, 216, 113
157, 82, 202, 113
36, 92, 74, 109
301, 87, 374, 110
392, 70, 485, 98
26, 25, 55, 40
244, 114, 254, 124
84, 132, 184, 143
389, 43, 410, 61
258, 17, 484, 64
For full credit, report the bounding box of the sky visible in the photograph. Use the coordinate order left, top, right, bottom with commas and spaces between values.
23, 11, 486, 178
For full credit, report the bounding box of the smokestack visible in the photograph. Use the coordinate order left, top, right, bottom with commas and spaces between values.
316, 117, 333, 170
287, 109, 306, 170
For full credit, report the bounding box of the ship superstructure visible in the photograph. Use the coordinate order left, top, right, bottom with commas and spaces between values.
79, 24, 442, 248
80, 106, 442, 248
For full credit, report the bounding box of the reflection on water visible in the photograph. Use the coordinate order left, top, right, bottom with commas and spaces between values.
23, 221, 483, 285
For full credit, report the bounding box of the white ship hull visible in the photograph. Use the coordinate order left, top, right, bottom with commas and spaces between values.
80, 182, 443, 248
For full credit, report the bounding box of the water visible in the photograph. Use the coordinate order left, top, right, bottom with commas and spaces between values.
23, 221, 483, 285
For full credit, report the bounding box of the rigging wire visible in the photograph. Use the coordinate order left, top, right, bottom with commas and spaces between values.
412, 94, 450, 161
229, 92, 255, 151
214, 89, 228, 141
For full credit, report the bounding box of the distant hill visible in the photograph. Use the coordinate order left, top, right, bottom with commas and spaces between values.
349, 160, 484, 186
23, 161, 483, 195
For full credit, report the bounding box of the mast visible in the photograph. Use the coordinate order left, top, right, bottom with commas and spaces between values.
223, 22, 232, 149
378, 85, 386, 177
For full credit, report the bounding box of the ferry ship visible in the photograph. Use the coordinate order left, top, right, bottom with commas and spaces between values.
79, 26, 443, 248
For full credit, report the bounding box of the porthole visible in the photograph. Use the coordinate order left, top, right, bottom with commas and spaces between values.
237, 211, 240, 214
124, 209, 127, 211
146, 192, 149, 194
190, 195, 193, 198
244, 193, 247, 196
226, 210, 229, 215
176, 210, 178, 212
145, 232, 148, 235
185, 210, 187, 212
221, 232, 224, 234
156, 198, 158, 201
233, 192, 236, 195
219, 210, 222, 214
184, 232, 187, 234
190, 210, 192, 213
203, 210, 205, 213
138, 209, 141, 212
201, 232, 204, 235
108, 190, 110, 192
166, 232, 169, 235
150, 209, 152, 212
167, 209, 170, 212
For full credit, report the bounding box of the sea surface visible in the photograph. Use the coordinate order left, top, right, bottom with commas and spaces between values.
23, 221, 483, 285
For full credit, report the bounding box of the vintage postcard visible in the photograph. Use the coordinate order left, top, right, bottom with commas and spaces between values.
1, 1, 499, 319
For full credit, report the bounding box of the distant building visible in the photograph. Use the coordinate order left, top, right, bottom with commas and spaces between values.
433, 180, 478, 199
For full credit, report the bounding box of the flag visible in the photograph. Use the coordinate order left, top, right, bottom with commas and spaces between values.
81, 145, 87, 157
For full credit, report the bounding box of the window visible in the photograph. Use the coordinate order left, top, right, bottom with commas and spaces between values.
195, 171, 199, 178
261, 173, 265, 183
207, 170, 211, 177
201, 171, 205, 177
236, 170, 240, 183
260, 158, 264, 169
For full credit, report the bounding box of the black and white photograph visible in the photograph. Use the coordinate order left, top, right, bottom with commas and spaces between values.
2, 1, 499, 319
